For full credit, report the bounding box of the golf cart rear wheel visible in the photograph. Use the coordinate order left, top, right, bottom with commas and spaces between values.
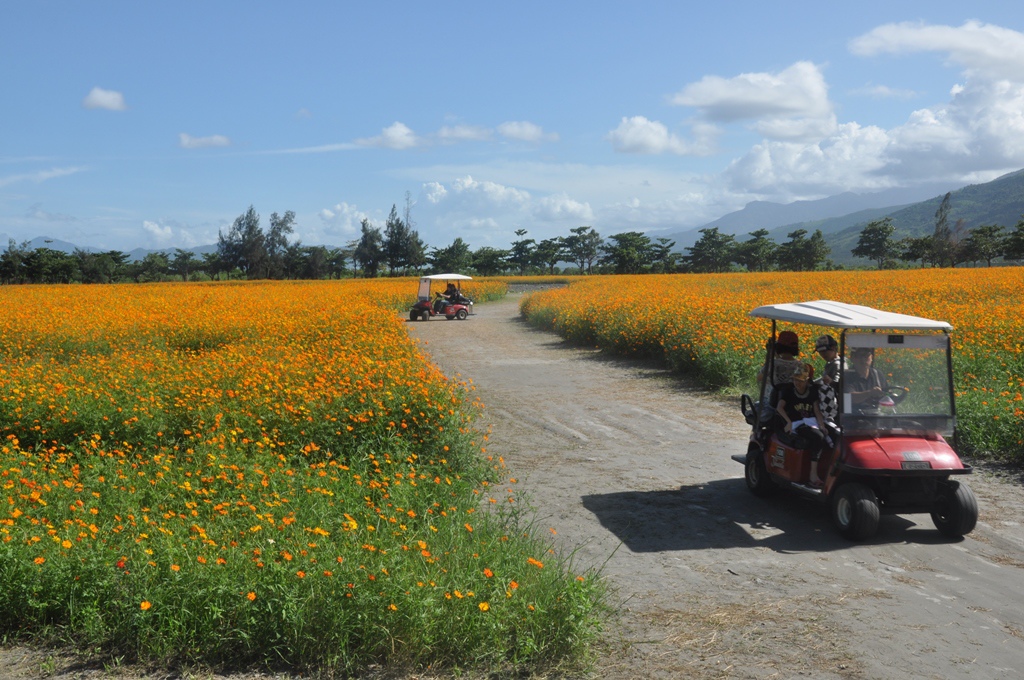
831, 483, 880, 541
455, 308, 468, 320
931, 481, 978, 538
409, 310, 418, 321
745, 448, 776, 497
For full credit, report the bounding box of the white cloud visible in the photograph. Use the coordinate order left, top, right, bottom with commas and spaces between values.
0, 166, 85, 188
437, 124, 492, 143
315, 202, 369, 240
143, 220, 173, 243
850, 21, 1024, 82
423, 182, 448, 204
451, 175, 531, 206
533, 194, 593, 222
851, 84, 920, 100
178, 133, 231, 149
672, 61, 833, 141
355, 122, 420, 149
497, 121, 558, 143
82, 87, 126, 111
607, 116, 717, 155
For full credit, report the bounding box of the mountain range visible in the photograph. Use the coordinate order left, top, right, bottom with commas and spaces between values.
6, 169, 1024, 266
663, 169, 1024, 265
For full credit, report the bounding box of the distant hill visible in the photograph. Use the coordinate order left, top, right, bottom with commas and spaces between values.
663, 169, 1024, 265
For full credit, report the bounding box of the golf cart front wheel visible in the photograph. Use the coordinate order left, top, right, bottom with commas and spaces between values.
931, 481, 978, 538
455, 309, 468, 320
831, 483, 880, 541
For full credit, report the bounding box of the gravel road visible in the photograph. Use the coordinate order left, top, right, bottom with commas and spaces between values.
408, 294, 1024, 680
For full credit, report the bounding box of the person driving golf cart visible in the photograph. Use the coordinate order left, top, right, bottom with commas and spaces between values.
843, 347, 889, 409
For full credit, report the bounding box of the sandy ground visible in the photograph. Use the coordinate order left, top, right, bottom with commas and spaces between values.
4, 292, 1024, 679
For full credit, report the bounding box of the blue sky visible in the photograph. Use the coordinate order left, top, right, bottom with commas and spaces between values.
3, 1, 1024, 252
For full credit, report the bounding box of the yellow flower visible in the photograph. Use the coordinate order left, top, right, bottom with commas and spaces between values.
140, 601, 152, 611
246, 591, 256, 601
478, 602, 490, 612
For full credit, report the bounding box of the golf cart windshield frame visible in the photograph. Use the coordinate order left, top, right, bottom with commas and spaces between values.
750, 300, 957, 437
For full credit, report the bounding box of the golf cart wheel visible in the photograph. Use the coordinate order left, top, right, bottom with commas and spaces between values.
455, 308, 468, 320
409, 310, 419, 321
745, 447, 776, 497
931, 481, 978, 538
831, 483, 880, 541
445, 314, 455, 320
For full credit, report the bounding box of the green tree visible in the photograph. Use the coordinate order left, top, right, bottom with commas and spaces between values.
601, 231, 653, 274
735, 229, 777, 272
508, 229, 536, 276
534, 237, 566, 274
266, 211, 296, 279
685, 227, 735, 273
775, 229, 829, 271
471, 247, 508, 276
1003, 217, 1024, 262
0, 239, 29, 284
852, 217, 898, 269
171, 249, 199, 282
565, 226, 603, 274
428, 237, 473, 273
931, 192, 955, 267
23, 248, 78, 283
959, 224, 1005, 267
218, 205, 269, 278
650, 237, 679, 273
383, 204, 410, 276
354, 218, 385, 278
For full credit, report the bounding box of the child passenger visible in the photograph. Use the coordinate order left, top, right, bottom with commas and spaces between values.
776, 363, 829, 487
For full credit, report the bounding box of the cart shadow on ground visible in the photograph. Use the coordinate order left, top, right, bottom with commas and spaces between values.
581, 478, 962, 554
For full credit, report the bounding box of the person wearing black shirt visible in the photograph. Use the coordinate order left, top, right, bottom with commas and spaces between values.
776, 363, 829, 486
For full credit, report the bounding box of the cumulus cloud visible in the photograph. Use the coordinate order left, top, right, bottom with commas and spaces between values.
318, 201, 368, 233
607, 116, 718, 155
850, 20, 1024, 82
497, 121, 559, 142
82, 87, 126, 111
423, 181, 448, 204
451, 175, 531, 206
671, 61, 835, 142
178, 133, 231, 149
533, 194, 593, 222
143, 220, 173, 243
355, 122, 420, 149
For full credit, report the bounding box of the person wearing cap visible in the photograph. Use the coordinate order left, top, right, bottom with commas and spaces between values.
815, 335, 841, 423
756, 330, 803, 426
776, 362, 828, 486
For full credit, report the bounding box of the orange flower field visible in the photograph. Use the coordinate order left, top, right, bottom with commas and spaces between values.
0, 279, 601, 674
521, 268, 1024, 459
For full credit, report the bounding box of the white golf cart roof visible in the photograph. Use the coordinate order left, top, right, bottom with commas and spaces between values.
749, 300, 952, 331
420, 273, 472, 281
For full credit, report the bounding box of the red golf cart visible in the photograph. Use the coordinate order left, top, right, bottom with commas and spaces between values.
735, 300, 978, 541
409, 273, 474, 321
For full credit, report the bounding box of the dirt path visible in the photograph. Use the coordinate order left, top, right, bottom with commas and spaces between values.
409, 294, 1024, 680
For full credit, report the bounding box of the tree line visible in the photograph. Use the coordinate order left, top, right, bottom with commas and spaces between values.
851, 192, 1024, 269
5, 191, 1023, 285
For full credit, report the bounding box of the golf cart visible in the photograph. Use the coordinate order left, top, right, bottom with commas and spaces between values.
735, 300, 977, 541
409, 273, 474, 321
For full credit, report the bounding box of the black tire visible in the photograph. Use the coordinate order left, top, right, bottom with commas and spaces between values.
831, 483, 880, 541
409, 309, 418, 321
931, 481, 978, 538
745, 449, 776, 497
445, 315, 455, 320
455, 308, 468, 320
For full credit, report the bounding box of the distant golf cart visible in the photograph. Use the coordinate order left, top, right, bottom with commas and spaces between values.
736, 300, 977, 541
409, 273, 474, 321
